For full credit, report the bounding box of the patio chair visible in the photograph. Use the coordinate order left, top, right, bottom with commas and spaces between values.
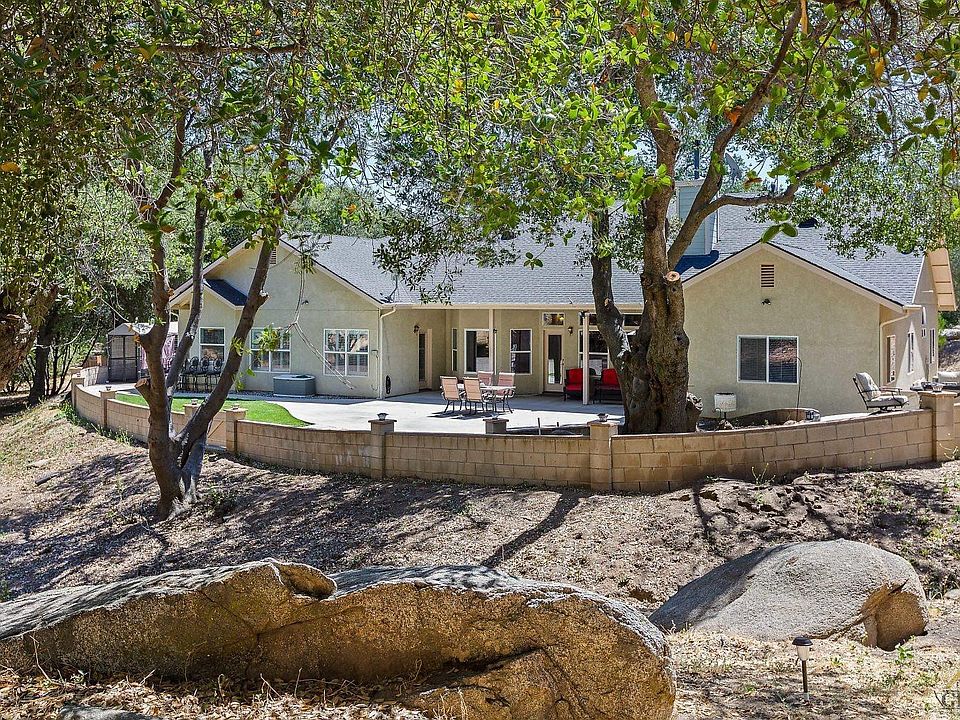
463, 377, 494, 414
598, 368, 621, 403
853, 372, 908, 413
206, 357, 223, 391
492, 371, 516, 412
563, 368, 585, 401
197, 357, 212, 392
440, 376, 464, 414
181, 357, 199, 392
478, 371, 494, 386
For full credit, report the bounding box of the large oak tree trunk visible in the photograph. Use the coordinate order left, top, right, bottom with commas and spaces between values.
591, 209, 702, 435
0, 285, 58, 392
27, 305, 59, 405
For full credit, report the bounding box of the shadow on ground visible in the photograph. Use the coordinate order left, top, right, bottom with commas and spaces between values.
0, 401, 958, 608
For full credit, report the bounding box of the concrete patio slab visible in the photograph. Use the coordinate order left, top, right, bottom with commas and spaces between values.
269, 392, 623, 433
95, 384, 623, 434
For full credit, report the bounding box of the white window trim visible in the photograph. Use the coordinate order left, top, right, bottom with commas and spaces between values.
250, 327, 291, 373
323, 328, 370, 377
450, 328, 459, 374
509, 328, 533, 375
736, 335, 800, 385
907, 331, 915, 374
198, 327, 226, 360
464, 328, 492, 373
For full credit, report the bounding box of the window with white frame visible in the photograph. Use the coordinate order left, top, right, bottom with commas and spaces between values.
199, 328, 225, 361
251, 327, 291, 372
542, 313, 565, 326
465, 329, 491, 372
451, 329, 459, 372
510, 329, 532, 374
324, 329, 369, 376
737, 336, 798, 383
578, 330, 610, 374
907, 331, 915, 374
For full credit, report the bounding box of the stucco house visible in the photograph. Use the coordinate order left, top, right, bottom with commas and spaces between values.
169, 185, 957, 417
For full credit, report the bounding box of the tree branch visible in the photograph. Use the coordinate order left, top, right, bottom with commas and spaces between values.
668, 3, 805, 268
155, 112, 187, 210
165, 144, 215, 389
698, 153, 850, 217
156, 42, 303, 56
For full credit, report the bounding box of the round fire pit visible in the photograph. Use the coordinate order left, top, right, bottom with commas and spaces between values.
273, 374, 316, 397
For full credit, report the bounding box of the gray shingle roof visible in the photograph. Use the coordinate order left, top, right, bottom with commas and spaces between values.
302, 205, 925, 308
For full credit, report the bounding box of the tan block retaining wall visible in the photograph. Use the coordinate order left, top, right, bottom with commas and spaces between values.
71, 379, 960, 493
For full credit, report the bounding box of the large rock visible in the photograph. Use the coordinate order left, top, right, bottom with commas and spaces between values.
0, 561, 675, 720
650, 539, 928, 650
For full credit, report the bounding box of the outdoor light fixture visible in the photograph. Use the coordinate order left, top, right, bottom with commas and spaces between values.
413, 324, 420, 334
567, 326, 574, 335
377, 412, 388, 422
597, 413, 609, 423
232, 403, 240, 411
792, 636, 813, 702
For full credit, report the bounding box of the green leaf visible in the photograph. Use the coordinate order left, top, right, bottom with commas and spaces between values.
760, 225, 781, 243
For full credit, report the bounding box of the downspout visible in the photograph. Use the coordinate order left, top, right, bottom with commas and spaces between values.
378, 306, 397, 399
489, 307, 495, 376
581, 310, 589, 405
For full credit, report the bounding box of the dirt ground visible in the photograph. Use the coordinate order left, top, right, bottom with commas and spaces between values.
2, 400, 960, 719
940, 340, 960, 372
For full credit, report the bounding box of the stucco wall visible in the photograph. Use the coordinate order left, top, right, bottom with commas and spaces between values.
381, 307, 448, 396
685, 245, 883, 417
176, 244, 387, 398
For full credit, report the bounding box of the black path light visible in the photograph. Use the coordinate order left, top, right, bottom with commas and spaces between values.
792, 636, 814, 702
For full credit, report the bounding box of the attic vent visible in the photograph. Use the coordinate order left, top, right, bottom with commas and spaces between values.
760, 264, 775, 288
269, 247, 277, 266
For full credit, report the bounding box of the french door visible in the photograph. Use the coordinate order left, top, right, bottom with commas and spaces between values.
543, 329, 564, 393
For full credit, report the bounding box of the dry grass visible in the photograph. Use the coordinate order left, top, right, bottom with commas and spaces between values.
4, 629, 959, 720
2, 400, 960, 718
672, 628, 960, 720
0, 669, 437, 719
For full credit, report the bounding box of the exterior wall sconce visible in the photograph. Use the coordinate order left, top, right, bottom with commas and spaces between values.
567, 326, 574, 335
413, 324, 420, 334
761, 298, 772, 305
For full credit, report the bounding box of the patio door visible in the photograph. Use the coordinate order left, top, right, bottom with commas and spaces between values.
418, 330, 432, 390
543, 329, 564, 393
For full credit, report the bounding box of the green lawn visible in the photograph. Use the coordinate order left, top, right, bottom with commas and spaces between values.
115, 393, 309, 427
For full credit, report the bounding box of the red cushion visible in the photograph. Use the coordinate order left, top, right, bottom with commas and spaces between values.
566, 368, 583, 385
600, 368, 619, 387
